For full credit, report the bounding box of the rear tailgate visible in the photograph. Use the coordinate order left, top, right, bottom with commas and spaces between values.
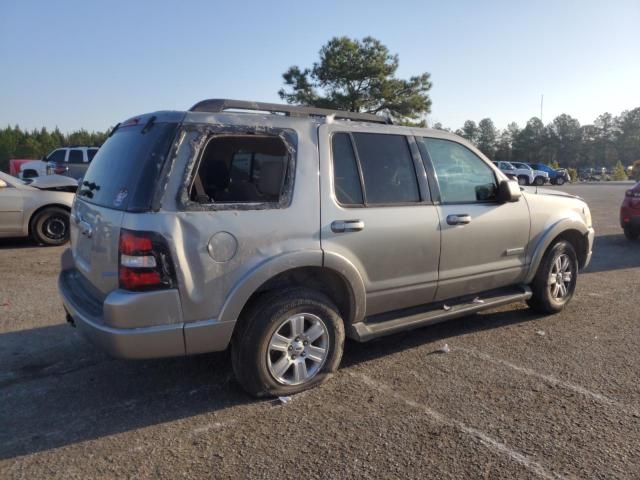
71, 199, 124, 296
69, 114, 181, 297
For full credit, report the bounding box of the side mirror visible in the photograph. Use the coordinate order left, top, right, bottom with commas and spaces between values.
0, 179, 7, 188
42, 155, 48, 162
497, 179, 521, 203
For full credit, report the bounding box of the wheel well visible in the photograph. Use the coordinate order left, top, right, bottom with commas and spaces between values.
28, 204, 71, 235
240, 267, 354, 326
554, 229, 588, 268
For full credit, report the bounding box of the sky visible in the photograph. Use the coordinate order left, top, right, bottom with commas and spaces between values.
1, 0, 639, 133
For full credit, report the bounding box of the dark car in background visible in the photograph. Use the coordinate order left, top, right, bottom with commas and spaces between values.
528, 163, 571, 185
44, 146, 99, 180
621, 181, 640, 240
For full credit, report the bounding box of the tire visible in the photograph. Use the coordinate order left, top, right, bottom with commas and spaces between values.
555, 177, 565, 186
30, 207, 70, 246
527, 240, 578, 314
517, 175, 529, 186
623, 227, 639, 241
534, 176, 545, 186
231, 288, 345, 398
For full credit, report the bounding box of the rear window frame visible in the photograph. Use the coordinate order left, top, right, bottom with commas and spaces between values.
76, 121, 180, 212
177, 124, 297, 212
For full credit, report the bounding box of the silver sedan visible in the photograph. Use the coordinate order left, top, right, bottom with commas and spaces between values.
0, 171, 77, 245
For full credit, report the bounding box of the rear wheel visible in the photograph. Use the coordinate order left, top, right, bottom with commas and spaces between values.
30, 207, 70, 246
517, 175, 529, 186
527, 240, 578, 314
231, 288, 345, 397
534, 176, 545, 186
624, 227, 639, 241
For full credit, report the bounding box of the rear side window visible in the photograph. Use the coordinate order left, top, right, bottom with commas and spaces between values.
68, 150, 84, 164
190, 135, 289, 205
48, 150, 66, 163
420, 138, 497, 203
87, 149, 99, 162
353, 133, 420, 205
331, 132, 420, 206
78, 122, 178, 211
331, 133, 363, 205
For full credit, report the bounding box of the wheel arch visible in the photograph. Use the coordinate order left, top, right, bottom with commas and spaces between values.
525, 219, 589, 284
218, 251, 365, 330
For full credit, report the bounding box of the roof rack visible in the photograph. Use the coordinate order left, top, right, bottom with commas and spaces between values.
189, 99, 392, 125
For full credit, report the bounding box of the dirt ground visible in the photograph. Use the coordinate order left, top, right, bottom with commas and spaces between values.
1, 183, 639, 479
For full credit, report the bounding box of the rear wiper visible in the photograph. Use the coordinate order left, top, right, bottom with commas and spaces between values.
141, 115, 156, 134
107, 122, 121, 138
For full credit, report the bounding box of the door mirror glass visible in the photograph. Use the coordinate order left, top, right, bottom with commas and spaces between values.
497, 180, 521, 203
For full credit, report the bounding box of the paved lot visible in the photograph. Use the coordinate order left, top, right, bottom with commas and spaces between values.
1, 183, 639, 479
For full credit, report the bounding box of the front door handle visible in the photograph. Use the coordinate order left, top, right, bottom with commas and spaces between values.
446, 214, 471, 225
331, 220, 365, 233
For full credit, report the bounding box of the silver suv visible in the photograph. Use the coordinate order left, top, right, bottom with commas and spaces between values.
59, 99, 594, 397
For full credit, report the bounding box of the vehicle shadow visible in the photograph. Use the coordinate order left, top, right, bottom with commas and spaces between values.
583, 233, 640, 274
0, 238, 64, 250
343, 307, 542, 368
0, 324, 250, 460
0, 305, 540, 460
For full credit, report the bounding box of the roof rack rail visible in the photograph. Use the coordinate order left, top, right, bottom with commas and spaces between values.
189, 99, 392, 125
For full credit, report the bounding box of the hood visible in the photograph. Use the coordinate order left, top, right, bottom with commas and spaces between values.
521, 186, 579, 199
29, 174, 79, 191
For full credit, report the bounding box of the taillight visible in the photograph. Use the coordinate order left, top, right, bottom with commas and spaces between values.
118, 229, 176, 291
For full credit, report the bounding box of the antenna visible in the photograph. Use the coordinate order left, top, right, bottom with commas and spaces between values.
540, 94, 544, 123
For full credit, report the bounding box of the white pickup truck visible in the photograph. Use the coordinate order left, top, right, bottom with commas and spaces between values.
493, 161, 549, 186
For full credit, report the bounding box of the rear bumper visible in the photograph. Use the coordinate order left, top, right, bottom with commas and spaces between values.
58, 251, 235, 359
620, 206, 640, 230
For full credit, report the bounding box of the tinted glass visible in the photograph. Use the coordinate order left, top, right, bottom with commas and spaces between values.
48, 150, 66, 163
69, 150, 84, 164
78, 122, 177, 211
421, 138, 497, 203
352, 133, 419, 204
87, 149, 99, 162
331, 133, 363, 205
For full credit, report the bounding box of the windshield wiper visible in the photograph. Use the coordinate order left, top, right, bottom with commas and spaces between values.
141, 116, 156, 134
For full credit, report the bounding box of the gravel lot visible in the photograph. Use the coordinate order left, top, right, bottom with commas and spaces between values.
1, 183, 639, 479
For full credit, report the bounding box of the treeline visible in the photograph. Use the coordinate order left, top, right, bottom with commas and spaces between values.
433, 107, 640, 170
0, 126, 108, 172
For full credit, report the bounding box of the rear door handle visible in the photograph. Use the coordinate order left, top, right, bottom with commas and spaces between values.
446, 214, 471, 225
331, 220, 365, 233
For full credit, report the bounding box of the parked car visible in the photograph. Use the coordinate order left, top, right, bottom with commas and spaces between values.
620, 181, 640, 240
8, 159, 38, 177
510, 162, 549, 186
493, 161, 543, 185
44, 146, 99, 180
18, 159, 47, 181
58, 99, 594, 397
527, 163, 571, 185
0, 171, 77, 245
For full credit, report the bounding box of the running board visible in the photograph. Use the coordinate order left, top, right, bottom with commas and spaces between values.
350, 286, 532, 342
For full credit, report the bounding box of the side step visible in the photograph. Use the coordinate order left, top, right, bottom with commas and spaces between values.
350, 285, 532, 342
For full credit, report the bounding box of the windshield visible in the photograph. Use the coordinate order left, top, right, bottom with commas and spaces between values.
77, 122, 178, 211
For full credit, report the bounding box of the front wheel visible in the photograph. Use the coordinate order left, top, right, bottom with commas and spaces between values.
231, 288, 345, 397
517, 175, 529, 186
534, 176, 545, 186
624, 227, 639, 241
527, 240, 578, 314
30, 207, 70, 246
555, 177, 565, 186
